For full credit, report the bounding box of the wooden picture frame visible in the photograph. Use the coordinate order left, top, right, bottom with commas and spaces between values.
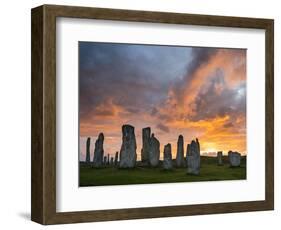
31, 4, 274, 225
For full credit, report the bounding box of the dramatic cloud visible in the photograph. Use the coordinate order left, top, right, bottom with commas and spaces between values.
79, 42, 191, 122
188, 68, 246, 122
172, 47, 218, 104
79, 42, 246, 160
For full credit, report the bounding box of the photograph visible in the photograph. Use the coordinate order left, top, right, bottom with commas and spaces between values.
78, 42, 247, 186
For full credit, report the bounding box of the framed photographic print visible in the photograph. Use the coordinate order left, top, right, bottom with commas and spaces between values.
31, 4, 274, 225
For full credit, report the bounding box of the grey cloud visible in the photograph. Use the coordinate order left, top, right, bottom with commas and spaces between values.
188, 68, 246, 122
172, 47, 218, 104
223, 122, 234, 128
156, 123, 170, 133
79, 42, 191, 120
150, 107, 158, 116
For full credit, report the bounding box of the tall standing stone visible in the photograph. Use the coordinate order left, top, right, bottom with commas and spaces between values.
186, 139, 201, 175
163, 143, 173, 170
217, 151, 223, 166
228, 151, 241, 167
103, 156, 107, 165
93, 133, 104, 167
148, 133, 160, 167
119, 124, 137, 168
85, 137, 91, 163
176, 135, 185, 167
141, 127, 151, 165
114, 151, 119, 166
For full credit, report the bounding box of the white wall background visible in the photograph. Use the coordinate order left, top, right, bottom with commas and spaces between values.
0, 0, 279, 229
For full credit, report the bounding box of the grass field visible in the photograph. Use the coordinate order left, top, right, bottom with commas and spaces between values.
79, 156, 246, 186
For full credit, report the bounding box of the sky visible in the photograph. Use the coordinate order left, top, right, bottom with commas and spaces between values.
79, 42, 246, 161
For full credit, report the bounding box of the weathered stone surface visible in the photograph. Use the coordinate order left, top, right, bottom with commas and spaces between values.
228, 151, 241, 167
107, 154, 110, 165
110, 157, 114, 165
163, 143, 173, 170
114, 151, 119, 166
119, 124, 137, 168
85, 137, 91, 163
93, 133, 104, 167
176, 135, 185, 167
148, 133, 160, 167
217, 151, 223, 166
186, 139, 201, 175
103, 156, 107, 165
141, 127, 151, 164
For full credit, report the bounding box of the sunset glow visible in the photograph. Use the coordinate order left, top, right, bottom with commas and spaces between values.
79, 42, 246, 160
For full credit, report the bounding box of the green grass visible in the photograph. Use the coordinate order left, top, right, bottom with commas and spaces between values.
79, 156, 246, 186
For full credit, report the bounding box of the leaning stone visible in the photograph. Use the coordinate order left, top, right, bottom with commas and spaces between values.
217, 151, 223, 166
93, 133, 104, 167
186, 139, 200, 175
176, 135, 185, 167
119, 124, 137, 168
148, 133, 160, 167
141, 127, 151, 165
85, 137, 91, 163
163, 143, 173, 170
228, 151, 241, 167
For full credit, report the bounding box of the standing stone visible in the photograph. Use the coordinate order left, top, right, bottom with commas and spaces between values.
186, 144, 190, 159
163, 143, 173, 170
148, 133, 160, 167
196, 138, 200, 153
85, 137, 91, 163
103, 156, 107, 165
119, 124, 137, 168
186, 139, 201, 175
114, 151, 119, 166
176, 135, 185, 167
217, 151, 223, 166
93, 133, 104, 167
141, 127, 151, 165
110, 157, 114, 165
107, 154, 110, 165
228, 151, 241, 167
